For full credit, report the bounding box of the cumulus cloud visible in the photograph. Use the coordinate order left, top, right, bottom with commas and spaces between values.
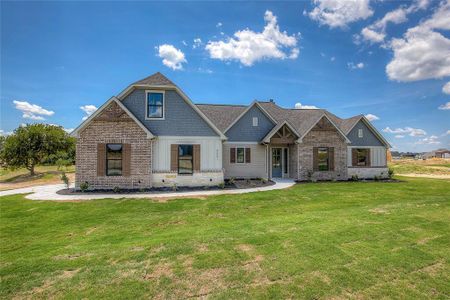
294, 102, 319, 109
205, 11, 299, 66
386, 1, 450, 82
348, 62, 364, 70
216, 22, 222, 28
438, 102, 450, 110
360, 0, 429, 44
307, 0, 373, 29
193, 38, 202, 49
365, 114, 379, 121
80, 105, 98, 120
416, 135, 440, 144
383, 126, 427, 136
13, 100, 54, 120
443, 81, 450, 94
157, 44, 187, 70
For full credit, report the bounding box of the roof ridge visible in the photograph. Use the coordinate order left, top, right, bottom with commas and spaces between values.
196, 103, 247, 107
132, 72, 176, 86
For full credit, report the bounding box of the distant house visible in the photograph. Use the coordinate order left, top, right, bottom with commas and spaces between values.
423, 149, 450, 159
71, 72, 391, 190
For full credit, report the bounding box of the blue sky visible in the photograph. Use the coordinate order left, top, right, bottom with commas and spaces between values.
1, 0, 449, 152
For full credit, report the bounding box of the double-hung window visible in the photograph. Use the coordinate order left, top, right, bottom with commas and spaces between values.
106, 144, 123, 176
147, 91, 164, 119
236, 148, 245, 163
178, 145, 193, 175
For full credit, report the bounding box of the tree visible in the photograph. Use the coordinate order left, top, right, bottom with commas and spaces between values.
0, 124, 74, 176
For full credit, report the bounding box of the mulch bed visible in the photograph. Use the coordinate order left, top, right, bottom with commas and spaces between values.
57, 179, 275, 195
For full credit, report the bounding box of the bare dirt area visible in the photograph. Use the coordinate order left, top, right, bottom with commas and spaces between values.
389, 158, 450, 179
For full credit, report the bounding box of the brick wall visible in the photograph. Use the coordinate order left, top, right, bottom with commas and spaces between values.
297, 119, 348, 181
75, 102, 153, 190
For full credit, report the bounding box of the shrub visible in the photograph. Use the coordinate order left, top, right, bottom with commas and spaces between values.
172, 183, 178, 192
351, 175, 359, 181
388, 168, 394, 178
260, 178, 267, 184
113, 186, 121, 193
60, 172, 70, 188
218, 182, 225, 189
228, 177, 236, 185
373, 175, 380, 181
80, 181, 89, 192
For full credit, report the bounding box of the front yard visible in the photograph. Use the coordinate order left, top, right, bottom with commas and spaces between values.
1, 177, 449, 299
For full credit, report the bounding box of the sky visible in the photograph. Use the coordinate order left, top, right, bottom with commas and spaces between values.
1, 0, 449, 152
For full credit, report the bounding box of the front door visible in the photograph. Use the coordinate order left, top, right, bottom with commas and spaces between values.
272, 148, 282, 177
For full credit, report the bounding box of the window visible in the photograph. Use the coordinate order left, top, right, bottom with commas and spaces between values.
106, 144, 122, 176
147, 91, 164, 119
358, 128, 363, 138
318, 147, 329, 171
178, 145, 193, 174
236, 148, 245, 163
252, 117, 258, 127
356, 148, 369, 166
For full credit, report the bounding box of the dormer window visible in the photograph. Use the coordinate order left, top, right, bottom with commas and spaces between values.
146, 90, 165, 119
358, 129, 363, 138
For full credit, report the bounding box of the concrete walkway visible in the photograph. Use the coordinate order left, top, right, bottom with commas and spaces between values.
0, 178, 296, 201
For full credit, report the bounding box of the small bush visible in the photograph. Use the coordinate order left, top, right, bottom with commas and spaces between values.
60, 172, 70, 188
113, 186, 121, 193
373, 175, 380, 181
388, 168, 394, 178
172, 183, 178, 192
228, 177, 235, 185
218, 182, 225, 189
80, 181, 89, 192
351, 175, 359, 181
260, 178, 267, 184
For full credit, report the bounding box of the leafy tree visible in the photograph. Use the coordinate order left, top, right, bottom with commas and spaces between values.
0, 124, 74, 176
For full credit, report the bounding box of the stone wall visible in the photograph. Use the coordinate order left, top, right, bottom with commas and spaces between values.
75, 102, 153, 190
297, 118, 348, 181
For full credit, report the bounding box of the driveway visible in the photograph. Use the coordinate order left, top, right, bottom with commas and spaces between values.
0, 179, 296, 201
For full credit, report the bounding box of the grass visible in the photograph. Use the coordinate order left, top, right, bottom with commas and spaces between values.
0, 165, 75, 191
389, 158, 450, 175
1, 177, 449, 299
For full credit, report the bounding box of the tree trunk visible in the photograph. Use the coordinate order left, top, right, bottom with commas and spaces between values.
28, 164, 35, 176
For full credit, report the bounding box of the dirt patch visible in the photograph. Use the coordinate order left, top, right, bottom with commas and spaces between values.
53, 253, 90, 260
196, 244, 209, 252
85, 227, 97, 235
417, 235, 441, 245
144, 263, 173, 280
311, 270, 331, 285
236, 244, 254, 252
419, 261, 444, 276
368, 207, 390, 214
399, 173, 450, 179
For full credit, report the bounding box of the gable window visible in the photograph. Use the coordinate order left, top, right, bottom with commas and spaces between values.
358, 128, 363, 138
252, 117, 258, 127
353, 148, 370, 167
146, 91, 164, 119
178, 145, 193, 174
106, 144, 122, 176
317, 147, 329, 171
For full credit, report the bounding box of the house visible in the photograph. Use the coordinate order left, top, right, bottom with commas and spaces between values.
423, 149, 450, 159
71, 72, 391, 190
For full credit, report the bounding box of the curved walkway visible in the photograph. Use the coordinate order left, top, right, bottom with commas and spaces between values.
0, 179, 296, 201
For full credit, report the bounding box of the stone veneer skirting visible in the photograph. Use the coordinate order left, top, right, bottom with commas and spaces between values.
348, 167, 389, 179
151, 172, 224, 188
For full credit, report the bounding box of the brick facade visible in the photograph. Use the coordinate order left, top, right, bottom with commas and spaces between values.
75, 102, 153, 190
297, 118, 348, 181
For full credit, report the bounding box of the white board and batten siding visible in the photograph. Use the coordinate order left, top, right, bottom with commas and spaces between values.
152, 136, 222, 172
347, 146, 387, 167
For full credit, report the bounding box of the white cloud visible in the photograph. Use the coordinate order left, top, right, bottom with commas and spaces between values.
0, 129, 12, 136
416, 135, 440, 145
80, 104, 98, 120
198, 67, 213, 74
360, 0, 430, 44
157, 44, 187, 70
383, 126, 427, 136
182, 40, 188, 46
294, 102, 319, 109
438, 102, 450, 110
307, 0, 373, 29
216, 22, 222, 28
443, 81, 450, 94
386, 1, 450, 82
348, 62, 364, 70
193, 38, 202, 49
365, 113, 379, 121
205, 11, 299, 66
13, 100, 54, 120
444, 130, 450, 136
395, 135, 405, 138
330, 56, 335, 61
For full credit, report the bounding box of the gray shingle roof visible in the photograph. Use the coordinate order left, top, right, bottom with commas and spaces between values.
196, 104, 247, 132
132, 72, 176, 86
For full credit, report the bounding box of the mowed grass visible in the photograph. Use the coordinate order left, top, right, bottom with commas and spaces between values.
1, 177, 449, 299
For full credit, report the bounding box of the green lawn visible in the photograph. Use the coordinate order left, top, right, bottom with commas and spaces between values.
1, 177, 449, 299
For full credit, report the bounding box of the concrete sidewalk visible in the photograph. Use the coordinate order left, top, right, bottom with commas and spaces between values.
0, 178, 295, 201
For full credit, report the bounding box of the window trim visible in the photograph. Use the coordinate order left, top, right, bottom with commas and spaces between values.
358, 128, 363, 138
145, 90, 165, 120
317, 147, 330, 172
106, 143, 123, 176
252, 117, 258, 127
178, 144, 193, 175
